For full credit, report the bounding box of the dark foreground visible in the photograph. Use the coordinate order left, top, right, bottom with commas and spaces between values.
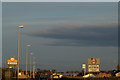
2, 77, 120, 80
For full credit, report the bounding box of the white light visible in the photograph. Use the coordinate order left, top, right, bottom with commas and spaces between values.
18, 73, 22, 76
27, 45, 31, 47
30, 53, 33, 55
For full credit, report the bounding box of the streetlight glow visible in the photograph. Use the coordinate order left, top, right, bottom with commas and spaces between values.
27, 45, 31, 47
18, 25, 24, 28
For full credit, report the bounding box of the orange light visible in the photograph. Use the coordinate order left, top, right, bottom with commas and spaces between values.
18, 25, 24, 28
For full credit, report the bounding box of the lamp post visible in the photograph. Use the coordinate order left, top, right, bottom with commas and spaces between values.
30, 53, 33, 78
33, 57, 35, 78
26, 45, 31, 76
17, 25, 24, 78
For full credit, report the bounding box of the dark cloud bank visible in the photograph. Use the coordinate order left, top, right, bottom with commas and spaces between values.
25, 23, 118, 47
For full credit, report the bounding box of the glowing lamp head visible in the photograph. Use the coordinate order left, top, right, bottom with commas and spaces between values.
18, 25, 24, 28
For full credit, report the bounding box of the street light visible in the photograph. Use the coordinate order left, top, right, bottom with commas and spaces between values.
17, 25, 24, 78
33, 57, 36, 79
26, 45, 31, 76
30, 52, 33, 78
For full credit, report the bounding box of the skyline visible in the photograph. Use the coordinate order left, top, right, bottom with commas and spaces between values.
2, 2, 118, 71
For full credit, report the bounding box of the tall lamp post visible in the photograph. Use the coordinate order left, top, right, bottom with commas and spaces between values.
26, 45, 31, 76
33, 57, 35, 78
17, 25, 24, 78
30, 53, 33, 78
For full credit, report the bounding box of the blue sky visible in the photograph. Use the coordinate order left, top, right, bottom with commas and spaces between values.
2, 2, 118, 71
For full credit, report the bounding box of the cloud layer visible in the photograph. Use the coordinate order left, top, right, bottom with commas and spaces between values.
25, 23, 118, 47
